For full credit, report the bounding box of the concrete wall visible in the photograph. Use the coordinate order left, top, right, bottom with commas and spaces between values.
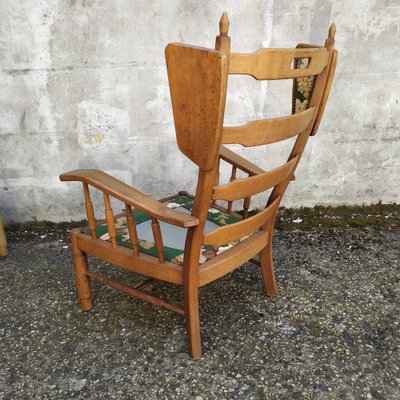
0, 0, 399, 223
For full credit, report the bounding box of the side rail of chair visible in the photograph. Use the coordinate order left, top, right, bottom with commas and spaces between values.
59, 169, 199, 263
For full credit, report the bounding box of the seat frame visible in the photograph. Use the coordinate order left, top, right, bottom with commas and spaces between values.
60, 13, 337, 359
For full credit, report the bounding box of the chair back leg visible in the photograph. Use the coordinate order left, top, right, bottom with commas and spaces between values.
184, 280, 202, 359
0, 215, 7, 257
259, 235, 278, 297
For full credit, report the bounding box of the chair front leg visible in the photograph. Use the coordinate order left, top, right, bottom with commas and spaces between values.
71, 232, 93, 311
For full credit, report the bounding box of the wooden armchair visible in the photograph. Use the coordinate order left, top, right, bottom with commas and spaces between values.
59, 13, 337, 359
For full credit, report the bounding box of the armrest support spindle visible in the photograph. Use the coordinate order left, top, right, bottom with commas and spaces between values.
125, 204, 139, 256
227, 165, 237, 212
243, 196, 251, 219
103, 193, 117, 248
151, 218, 165, 263
212, 158, 221, 206
83, 183, 97, 240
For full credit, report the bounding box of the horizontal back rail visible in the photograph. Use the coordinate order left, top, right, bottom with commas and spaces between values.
222, 107, 316, 147
212, 156, 298, 201
203, 197, 280, 247
199, 230, 270, 286
229, 48, 329, 80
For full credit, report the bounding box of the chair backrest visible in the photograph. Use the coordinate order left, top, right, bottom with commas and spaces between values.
166, 13, 337, 259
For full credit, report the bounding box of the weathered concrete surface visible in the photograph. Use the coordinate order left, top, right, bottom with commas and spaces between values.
1, 0, 399, 223
1, 219, 399, 398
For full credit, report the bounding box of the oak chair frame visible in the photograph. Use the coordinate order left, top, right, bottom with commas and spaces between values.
59, 13, 337, 359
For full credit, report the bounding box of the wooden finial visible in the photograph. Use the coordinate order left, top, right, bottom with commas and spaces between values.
325, 22, 336, 50
329, 23, 336, 39
219, 12, 229, 36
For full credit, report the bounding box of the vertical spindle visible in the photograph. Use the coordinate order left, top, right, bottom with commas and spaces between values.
125, 203, 139, 256
103, 193, 117, 248
82, 183, 97, 240
227, 165, 237, 212
243, 196, 251, 219
151, 218, 164, 263
212, 158, 221, 206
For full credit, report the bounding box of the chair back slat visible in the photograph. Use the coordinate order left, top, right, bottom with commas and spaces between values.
213, 156, 298, 202
203, 197, 280, 247
229, 48, 329, 80
222, 107, 316, 147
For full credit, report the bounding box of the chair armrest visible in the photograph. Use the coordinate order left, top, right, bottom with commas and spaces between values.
59, 169, 199, 228
219, 145, 265, 176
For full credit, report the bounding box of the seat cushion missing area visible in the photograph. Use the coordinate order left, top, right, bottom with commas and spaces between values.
85, 195, 243, 265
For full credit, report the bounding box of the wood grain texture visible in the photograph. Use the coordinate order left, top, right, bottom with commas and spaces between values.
203, 197, 280, 247
213, 157, 298, 201
60, 169, 199, 228
222, 107, 316, 146
166, 43, 228, 171
229, 47, 329, 80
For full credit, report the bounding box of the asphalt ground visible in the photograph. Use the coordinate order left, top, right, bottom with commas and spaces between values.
0, 211, 399, 399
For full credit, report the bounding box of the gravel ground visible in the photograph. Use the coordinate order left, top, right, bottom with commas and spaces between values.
0, 221, 399, 399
